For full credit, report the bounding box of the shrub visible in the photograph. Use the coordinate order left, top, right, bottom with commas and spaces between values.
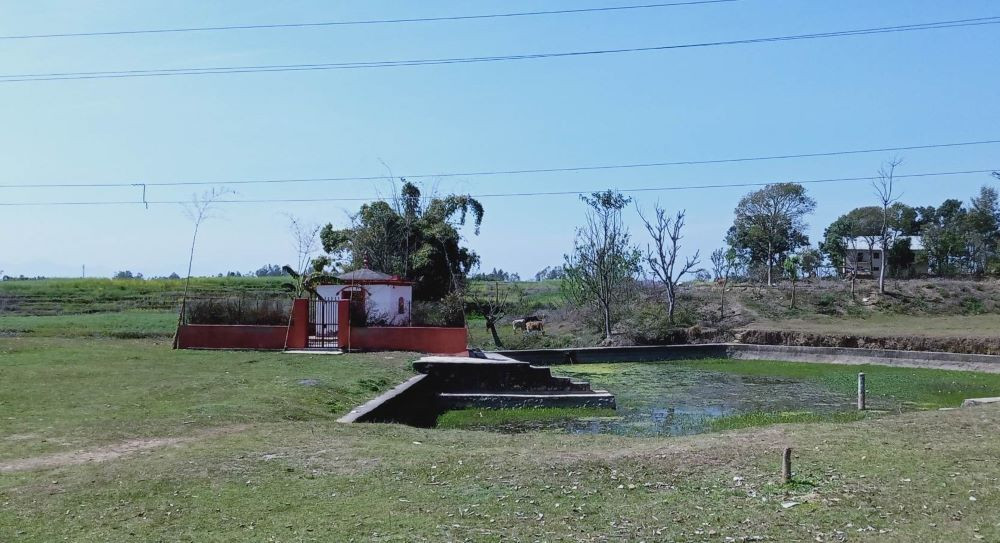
411, 292, 466, 327
185, 297, 289, 325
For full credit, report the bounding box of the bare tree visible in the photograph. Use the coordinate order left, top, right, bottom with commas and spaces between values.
873, 158, 902, 294
174, 187, 233, 347
563, 190, 641, 343
468, 281, 524, 348
711, 248, 736, 321
639, 205, 700, 324
286, 215, 320, 276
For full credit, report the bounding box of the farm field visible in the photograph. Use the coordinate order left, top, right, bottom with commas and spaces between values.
3, 313, 1000, 540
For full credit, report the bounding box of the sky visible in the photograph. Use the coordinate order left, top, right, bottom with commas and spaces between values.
1, 0, 998, 279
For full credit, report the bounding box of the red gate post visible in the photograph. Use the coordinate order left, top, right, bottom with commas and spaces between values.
286, 298, 310, 349
337, 300, 351, 350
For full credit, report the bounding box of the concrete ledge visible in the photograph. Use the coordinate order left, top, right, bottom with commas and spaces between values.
962, 397, 1000, 408
438, 391, 616, 410
496, 344, 1000, 373
336, 374, 435, 425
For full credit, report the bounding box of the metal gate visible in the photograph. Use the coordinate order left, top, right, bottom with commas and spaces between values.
308, 296, 340, 349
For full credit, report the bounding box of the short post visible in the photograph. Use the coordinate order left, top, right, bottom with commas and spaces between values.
857, 372, 866, 411
781, 447, 792, 484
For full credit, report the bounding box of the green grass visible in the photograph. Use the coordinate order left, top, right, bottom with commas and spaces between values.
4, 314, 1000, 541
675, 358, 1000, 408
0, 310, 177, 338
708, 410, 870, 431
436, 407, 617, 429
0, 337, 414, 460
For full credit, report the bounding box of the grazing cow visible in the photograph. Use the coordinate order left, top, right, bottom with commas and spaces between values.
512, 318, 527, 331
525, 320, 544, 333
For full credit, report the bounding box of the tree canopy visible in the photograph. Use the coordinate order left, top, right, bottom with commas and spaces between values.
726, 183, 816, 285
319, 181, 484, 300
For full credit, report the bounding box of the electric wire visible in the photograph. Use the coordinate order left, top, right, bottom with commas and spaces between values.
1, 139, 997, 189
0, 1, 737, 40
1, 16, 997, 82
1, 168, 995, 207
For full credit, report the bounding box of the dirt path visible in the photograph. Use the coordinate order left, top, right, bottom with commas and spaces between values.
0, 425, 247, 473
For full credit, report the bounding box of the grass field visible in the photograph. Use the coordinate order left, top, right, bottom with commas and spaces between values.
3, 310, 1000, 540
750, 313, 1000, 338
0, 310, 177, 338
0, 277, 287, 315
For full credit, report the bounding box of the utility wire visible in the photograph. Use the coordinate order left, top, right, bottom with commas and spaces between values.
1, 168, 994, 207
0, 1, 737, 40
2, 16, 998, 83
1, 139, 997, 189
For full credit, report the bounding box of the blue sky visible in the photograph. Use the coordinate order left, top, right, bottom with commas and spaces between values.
1, 0, 998, 279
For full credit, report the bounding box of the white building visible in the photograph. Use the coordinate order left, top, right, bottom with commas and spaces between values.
315, 268, 414, 326
843, 236, 927, 277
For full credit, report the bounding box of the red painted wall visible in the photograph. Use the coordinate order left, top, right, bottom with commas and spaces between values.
176, 324, 288, 350
344, 326, 467, 355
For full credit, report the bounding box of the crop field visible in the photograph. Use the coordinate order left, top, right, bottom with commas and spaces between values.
3, 310, 1000, 541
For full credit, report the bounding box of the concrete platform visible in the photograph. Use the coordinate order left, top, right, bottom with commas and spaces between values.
338, 354, 616, 425
961, 397, 1000, 408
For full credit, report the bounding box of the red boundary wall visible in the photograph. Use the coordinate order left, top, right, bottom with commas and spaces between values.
176, 299, 466, 354
343, 326, 468, 355
176, 324, 288, 350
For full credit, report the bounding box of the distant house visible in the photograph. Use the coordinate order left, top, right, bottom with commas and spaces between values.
843, 236, 928, 277
314, 267, 414, 327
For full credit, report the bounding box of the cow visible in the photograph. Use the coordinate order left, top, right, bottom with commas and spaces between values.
525, 320, 544, 333
512, 315, 541, 331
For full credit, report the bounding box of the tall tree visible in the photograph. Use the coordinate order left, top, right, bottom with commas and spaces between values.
710, 247, 738, 321
174, 187, 233, 347
638, 205, 700, 324
319, 181, 483, 300
921, 199, 968, 275
783, 254, 801, 308
562, 190, 641, 343
873, 159, 901, 293
726, 183, 816, 286
966, 185, 1000, 274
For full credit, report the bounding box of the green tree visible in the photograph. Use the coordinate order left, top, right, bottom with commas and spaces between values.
562, 190, 641, 343
783, 255, 801, 308
921, 199, 968, 275
319, 181, 483, 300
726, 183, 816, 286
965, 185, 1000, 273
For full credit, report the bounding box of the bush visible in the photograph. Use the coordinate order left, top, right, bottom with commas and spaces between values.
185, 297, 289, 325
411, 292, 466, 327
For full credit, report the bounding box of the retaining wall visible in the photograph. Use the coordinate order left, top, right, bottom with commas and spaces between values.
498, 343, 1000, 373
175, 324, 289, 350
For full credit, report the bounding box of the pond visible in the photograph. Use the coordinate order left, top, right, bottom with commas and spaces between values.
441, 361, 893, 436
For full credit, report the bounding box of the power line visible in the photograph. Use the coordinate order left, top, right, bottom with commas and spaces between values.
2, 139, 997, 189
1, 168, 994, 207
0, 1, 737, 40
2, 16, 998, 83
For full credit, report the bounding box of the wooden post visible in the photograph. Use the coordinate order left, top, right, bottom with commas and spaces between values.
857, 372, 866, 411
781, 447, 792, 484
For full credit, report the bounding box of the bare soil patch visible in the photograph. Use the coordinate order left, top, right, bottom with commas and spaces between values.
0, 425, 247, 473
